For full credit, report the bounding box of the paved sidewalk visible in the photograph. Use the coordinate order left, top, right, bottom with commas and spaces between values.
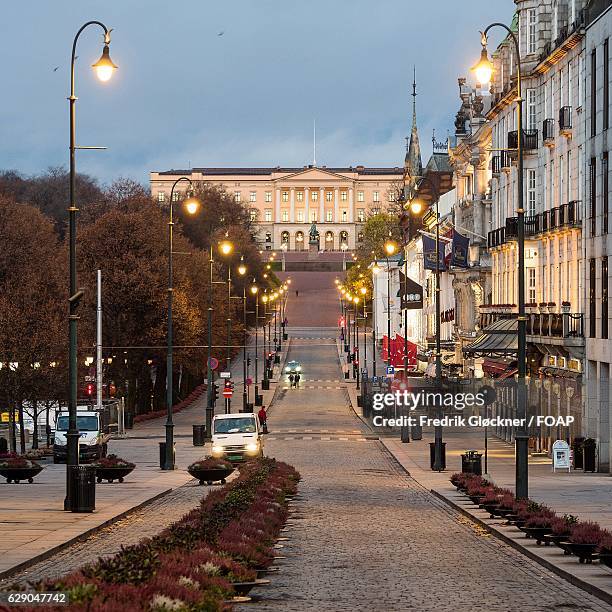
0, 334, 286, 580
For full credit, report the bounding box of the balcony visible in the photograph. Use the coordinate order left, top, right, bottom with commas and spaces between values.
543, 118, 555, 146
492, 155, 501, 175
487, 227, 505, 249
559, 106, 572, 136
535, 201, 582, 234
500, 150, 512, 172
508, 129, 539, 153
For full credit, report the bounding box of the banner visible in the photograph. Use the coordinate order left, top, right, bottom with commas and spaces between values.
422, 234, 446, 271
397, 271, 424, 310
451, 230, 470, 268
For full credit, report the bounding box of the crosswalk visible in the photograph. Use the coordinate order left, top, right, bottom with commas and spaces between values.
265, 435, 371, 442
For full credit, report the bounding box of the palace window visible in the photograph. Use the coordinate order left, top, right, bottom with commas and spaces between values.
171, 191, 180, 202
282, 210, 289, 222
282, 191, 289, 202
297, 210, 304, 222
527, 169, 536, 217
373, 191, 380, 202
528, 268, 536, 303
296, 191, 303, 202
326, 191, 333, 202
341, 210, 347, 221
234, 191, 241, 202
326, 210, 333, 222
264, 209, 272, 222
388, 192, 396, 202
527, 9, 537, 55
357, 191, 364, 202
157, 191, 165, 202
312, 191, 318, 201
341, 191, 348, 202
311, 210, 318, 222
265, 191, 272, 202
357, 209, 365, 222
250, 191, 257, 202
249, 209, 258, 222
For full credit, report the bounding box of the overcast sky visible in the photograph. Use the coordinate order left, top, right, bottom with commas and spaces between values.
2, 1, 512, 185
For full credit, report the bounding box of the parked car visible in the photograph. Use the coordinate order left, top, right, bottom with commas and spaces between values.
53, 409, 110, 463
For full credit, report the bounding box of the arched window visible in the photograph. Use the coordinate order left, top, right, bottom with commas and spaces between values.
281, 231, 290, 244
340, 231, 349, 245
295, 231, 304, 251
325, 231, 334, 251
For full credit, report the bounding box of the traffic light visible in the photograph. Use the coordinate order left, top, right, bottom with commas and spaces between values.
212, 383, 219, 402
247, 356, 251, 367
85, 383, 95, 397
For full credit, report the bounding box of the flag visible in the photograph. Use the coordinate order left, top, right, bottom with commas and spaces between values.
422, 234, 446, 271
451, 230, 470, 268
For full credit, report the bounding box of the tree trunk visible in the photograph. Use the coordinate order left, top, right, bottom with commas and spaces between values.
8, 404, 16, 453
18, 401, 26, 454
32, 399, 39, 450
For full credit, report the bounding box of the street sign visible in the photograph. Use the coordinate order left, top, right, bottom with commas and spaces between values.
386, 365, 395, 375
208, 357, 219, 371
361, 368, 367, 375
220, 371, 232, 379
223, 388, 233, 398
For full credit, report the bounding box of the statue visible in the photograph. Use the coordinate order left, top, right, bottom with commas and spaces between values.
309, 223, 320, 245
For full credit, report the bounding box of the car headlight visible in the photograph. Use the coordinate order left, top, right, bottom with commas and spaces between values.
296, 366, 302, 372
211, 445, 224, 454
284, 366, 290, 372
245, 442, 259, 452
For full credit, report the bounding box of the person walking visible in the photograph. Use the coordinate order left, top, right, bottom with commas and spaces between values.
258, 406, 268, 433
294, 372, 301, 388
295, 290, 299, 297
289, 373, 295, 388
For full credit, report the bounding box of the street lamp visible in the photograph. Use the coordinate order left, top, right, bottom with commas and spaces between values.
360, 287, 368, 375
65, 22, 117, 510
383, 240, 397, 368
354, 296, 360, 389
473, 24, 528, 499
341, 243, 348, 271
251, 281, 260, 406
237, 257, 248, 411
408, 177, 443, 470
164, 177, 201, 470
218, 238, 234, 387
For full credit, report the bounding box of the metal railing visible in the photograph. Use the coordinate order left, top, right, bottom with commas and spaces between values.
543, 118, 555, 141
559, 106, 572, 132
479, 312, 584, 339
492, 155, 501, 175
508, 129, 539, 151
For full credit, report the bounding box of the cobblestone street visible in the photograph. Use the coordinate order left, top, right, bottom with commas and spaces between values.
243, 329, 610, 612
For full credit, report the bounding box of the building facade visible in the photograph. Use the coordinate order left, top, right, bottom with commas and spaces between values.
150, 165, 404, 251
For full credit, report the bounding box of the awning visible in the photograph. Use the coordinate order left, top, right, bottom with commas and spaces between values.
463, 318, 518, 357
536, 344, 569, 358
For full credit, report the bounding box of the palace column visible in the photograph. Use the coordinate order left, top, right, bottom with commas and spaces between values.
275, 188, 281, 222
348, 188, 354, 223
290, 188, 295, 223
304, 187, 310, 223
334, 188, 339, 223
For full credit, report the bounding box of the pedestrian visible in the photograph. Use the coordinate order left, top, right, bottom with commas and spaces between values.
295, 290, 299, 297
289, 373, 295, 388
258, 406, 268, 433
294, 372, 301, 388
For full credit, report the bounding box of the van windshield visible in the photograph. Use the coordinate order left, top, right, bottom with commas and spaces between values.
214, 417, 256, 434
55, 415, 98, 432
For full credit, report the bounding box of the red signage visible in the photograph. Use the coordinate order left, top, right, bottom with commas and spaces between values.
223, 388, 233, 398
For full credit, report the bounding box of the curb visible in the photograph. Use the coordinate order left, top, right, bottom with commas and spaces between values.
0, 487, 174, 582
429, 490, 612, 606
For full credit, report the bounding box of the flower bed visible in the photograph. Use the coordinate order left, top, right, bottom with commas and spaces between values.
450, 473, 612, 566
14, 458, 299, 611
133, 384, 206, 424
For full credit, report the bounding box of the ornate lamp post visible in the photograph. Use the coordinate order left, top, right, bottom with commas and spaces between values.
237, 257, 248, 411
408, 177, 444, 470
65, 22, 117, 509
473, 25, 528, 498
250, 280, 259, 406
383, 241, 397, 367
164, 178, 201, 470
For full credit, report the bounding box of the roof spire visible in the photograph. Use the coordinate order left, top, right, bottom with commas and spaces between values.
405, 65, 423, 179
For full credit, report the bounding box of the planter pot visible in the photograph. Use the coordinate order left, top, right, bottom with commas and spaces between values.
95, 466, 134, 483
598, 552, 612, 569
479, 502, 500, 518
522, 526, 552, 545
0, 465, 43, 484
232, 579, 270, 596
188, 465, 234, 485
468, 494, 486, 505
566, 542, 599, 564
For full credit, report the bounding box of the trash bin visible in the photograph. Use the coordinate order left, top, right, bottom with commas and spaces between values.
583, 438, 597, 472
192, 424, 206, 447
411, 423, 423, 440
159, 442, 176, 470
461, 450, 483, 475
344, 344, 349, 353
246, 402, 254, 412
262, 379, 270, 391
255, 393, 263, 406
344, 371, 349, 380
283, 333, 288, 341
124, 412, 134, 430
429, 442, 447, 471
274, 354, 280, 364
68, 465, 96, 513
357, 395, 363, 407
401, 424, 410, 443
572, 438, 584, 470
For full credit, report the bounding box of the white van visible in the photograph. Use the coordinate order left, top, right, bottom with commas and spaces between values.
211, 413, 264, 462
53, 409, 110, 463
